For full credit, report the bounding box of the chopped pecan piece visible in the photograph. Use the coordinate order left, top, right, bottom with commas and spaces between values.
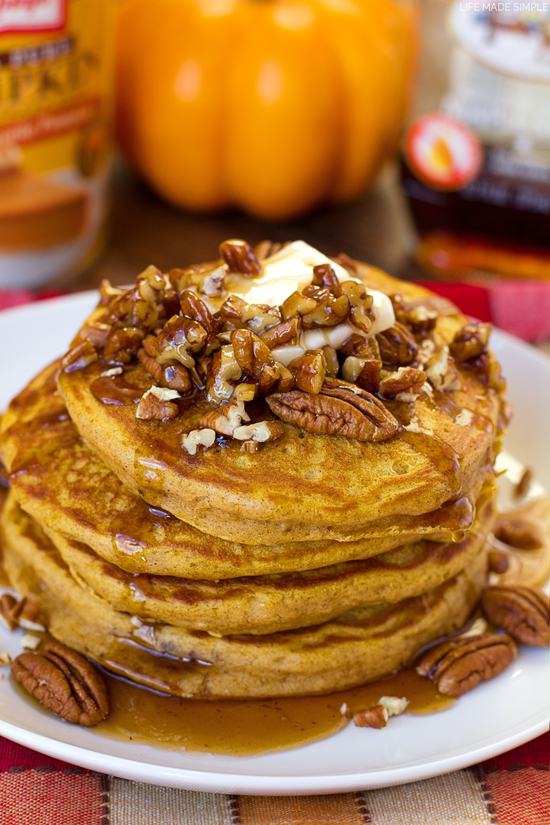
181, 428, 216, 455
103, 326, 145, 364
481, 586, 550, 647
219, 239, 261, 277
376, 322, 418, 366
220, 294, 281, 333
261, 317, 301, 349
136, 386, 180, 421
11, 640, 109, 727
425, 347, 462, 392
137, 346, 191, 393
232, 329, 294, 394
289, 350, 326, 394
322, 346, 339, 377
179, 289, 221, 354
241, 439, 260, 453
280, 291, 317, 320
200, 399, 250, 436
391, 294, 437, 333
301, 291, 349, 328
450, 323, 491, 362
353, 705, 388, 729
234, 382, 256, 402
340, 333, 380, 361
334, 281, 374, 334
156, 315, 207, 368
61, 340, 98, 373
379, 367, 426, 401
136, 264, 166, 304
199, 265, 226, 298
254, 239, 283, 260
233, 421, 284, 442
99, 279, 125, 305
341, 356, 381, 394
0, 594, 19, 631
207, 346, 243, 403
312, 263, 339, 291
80, 320, 111, 349
415, 633, 517, 697
353, 696, 408, 729
267, 381, 398, 442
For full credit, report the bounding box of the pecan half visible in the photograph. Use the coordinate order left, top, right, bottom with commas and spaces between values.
267, 381, 398, 442
481, 586, 550, 647
11, 640, 109, 726
415, 634, 517, 697
493, 516, 543, 551
219, 239, 261, 277
376, 322, 418, 365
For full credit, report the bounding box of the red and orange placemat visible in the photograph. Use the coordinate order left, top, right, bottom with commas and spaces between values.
0, 732, 548, 825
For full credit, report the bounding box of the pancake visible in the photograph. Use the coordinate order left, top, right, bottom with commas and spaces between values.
1, 361, 495, 579
1, 497, 488, 698
57, 260, 505, 545
43, 493, 494, 634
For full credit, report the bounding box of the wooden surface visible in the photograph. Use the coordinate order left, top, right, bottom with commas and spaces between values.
63, 0, 452, 292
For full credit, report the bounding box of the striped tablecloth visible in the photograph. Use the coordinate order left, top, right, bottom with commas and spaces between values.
0, 733, 548, 825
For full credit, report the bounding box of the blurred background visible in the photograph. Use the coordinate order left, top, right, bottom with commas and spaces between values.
1, 0, 549, 341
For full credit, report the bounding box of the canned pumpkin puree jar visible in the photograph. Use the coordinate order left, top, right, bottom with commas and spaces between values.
0, 0, 114, 287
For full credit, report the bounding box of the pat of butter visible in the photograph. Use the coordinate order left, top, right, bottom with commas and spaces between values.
230, 241, 395, 337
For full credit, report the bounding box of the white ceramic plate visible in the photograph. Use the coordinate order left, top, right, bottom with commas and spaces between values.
0, 293, 548, 796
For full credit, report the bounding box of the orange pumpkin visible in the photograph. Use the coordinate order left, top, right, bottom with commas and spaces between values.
116, 0, 417, 220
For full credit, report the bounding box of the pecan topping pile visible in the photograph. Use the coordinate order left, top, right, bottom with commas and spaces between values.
64, 238, 497, 454
11, 640, 109, 727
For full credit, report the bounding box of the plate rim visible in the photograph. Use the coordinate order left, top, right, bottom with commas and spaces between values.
0, 292, 548, 795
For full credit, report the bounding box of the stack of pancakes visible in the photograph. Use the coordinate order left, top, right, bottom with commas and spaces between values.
0, 245, 507, 698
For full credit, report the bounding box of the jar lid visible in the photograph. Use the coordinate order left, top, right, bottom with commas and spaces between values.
449, 3, 550, 83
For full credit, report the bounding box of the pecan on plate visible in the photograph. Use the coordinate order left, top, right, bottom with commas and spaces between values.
376, 322, 418, 366
353, 696, 409, 729
493, 515, 544, 551
267, 378, 398, 442
11, 640, 109, 726
415, 633, 517, 697
219, 239, 262, 277
0, 595, 45, 633
481, 586, 550, 647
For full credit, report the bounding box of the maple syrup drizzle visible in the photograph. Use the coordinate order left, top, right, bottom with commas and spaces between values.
95, 668, 454, 757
